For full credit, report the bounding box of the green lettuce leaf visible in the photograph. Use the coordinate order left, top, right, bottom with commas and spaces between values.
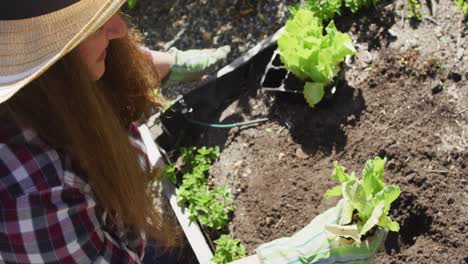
362, 157, 386, 196
343, 180, 367, 213
339, 198, 355, 225
304, 82, 325, 107
360, 201, 384, 235
325, 185, 343, 198
325, 224, 361, 243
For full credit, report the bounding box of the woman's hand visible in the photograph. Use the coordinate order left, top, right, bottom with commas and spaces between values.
142, 45, 231, 88
255, 200, 387, 264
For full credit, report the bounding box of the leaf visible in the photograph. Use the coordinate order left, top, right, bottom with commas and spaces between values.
375, 185, 400, 213
343, 180, 368, 214
339, 199, 355, 225
332, 162, 354, 182
344, 0, 374, 13
304, 0, 343, 21
360, 201, 384, 235
304, 82, 325, 107
325, 224, 361, 243
378, 215, 400, 232
362, 157, 386, 196
127, 0, 137, 9
161, 164, 177, 184
325, 185, 343, 198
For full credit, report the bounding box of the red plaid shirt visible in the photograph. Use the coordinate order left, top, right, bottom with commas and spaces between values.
0, 120, 151, 263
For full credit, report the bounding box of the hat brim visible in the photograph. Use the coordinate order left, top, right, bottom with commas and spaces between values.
0, 0, 126, 103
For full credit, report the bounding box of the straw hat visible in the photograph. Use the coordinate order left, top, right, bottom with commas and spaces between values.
0, 0, 126, 104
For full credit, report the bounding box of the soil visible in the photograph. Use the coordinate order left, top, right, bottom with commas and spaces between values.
189, 2, 467, 264
127, 0, 295, 98
131, 0, 467, 263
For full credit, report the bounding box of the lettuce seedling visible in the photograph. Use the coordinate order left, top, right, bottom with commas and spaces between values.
324, 157, 400, 243
277, 9, 356, 107
456, 0, 468, 16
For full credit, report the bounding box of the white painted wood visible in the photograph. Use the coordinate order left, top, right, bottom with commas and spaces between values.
138, 124, 215, 264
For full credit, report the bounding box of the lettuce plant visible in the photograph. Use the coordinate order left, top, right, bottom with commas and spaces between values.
456, 0, 468, 16
324, 157, 400, 243
277, 9, 356, 107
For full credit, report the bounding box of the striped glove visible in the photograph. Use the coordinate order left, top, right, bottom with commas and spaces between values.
256, 199, 387, 264
162, 45, 231, 88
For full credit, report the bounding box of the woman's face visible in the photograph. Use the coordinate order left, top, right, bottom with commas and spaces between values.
76, 13, 128, 80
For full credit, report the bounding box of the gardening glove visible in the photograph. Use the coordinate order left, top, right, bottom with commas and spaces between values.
255, 199, 387, 264
162, 45, 231, 88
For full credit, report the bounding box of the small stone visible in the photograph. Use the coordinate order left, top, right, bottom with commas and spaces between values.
448, 72, 462, 82
234, 160, 243, 167
265, 217, 273, 226
435, 27, 443, 38
408, 39, 418, 48
201, 31, 212, 43
388, 28, 398, 38
431, 81, 443, 94
295, 148, 309, 159
278, 152, 286, 161
456, 48, 464, 61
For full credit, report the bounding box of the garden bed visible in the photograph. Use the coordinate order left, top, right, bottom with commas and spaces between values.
139, 0, 467, 263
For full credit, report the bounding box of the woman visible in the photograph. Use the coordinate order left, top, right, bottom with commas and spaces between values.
0, 1, 193, 263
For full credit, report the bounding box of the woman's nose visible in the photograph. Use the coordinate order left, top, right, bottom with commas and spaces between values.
103, 14, 128, 40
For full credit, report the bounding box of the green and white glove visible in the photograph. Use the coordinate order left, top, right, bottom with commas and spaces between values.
162, 45, 231, 88
256, 199, 387, 264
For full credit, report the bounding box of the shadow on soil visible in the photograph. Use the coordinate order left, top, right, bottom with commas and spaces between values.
267, 80, 366, 156
384, 192, 433, 254
335, 0, 397, 50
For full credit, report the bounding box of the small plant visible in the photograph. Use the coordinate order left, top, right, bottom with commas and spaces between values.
324, 157, 401, 243
212, 235, 247, 264
290, 0, 380, 20
456, 0, 468, 16
344, 0, 379, 13
407, 0, 423, 20
127, 0, 137, 9
290, 0, 342, 21
162, 146, 233, 230
278, 8, 356, 107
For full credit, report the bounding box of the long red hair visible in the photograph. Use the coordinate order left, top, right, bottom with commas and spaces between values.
4, 23, 178, 249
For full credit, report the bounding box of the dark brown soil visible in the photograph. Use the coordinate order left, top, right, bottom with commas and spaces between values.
190, 7, 467, 264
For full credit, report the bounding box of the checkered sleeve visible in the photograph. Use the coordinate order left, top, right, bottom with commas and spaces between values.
0, 126, 145, 264
1, 186, 143, 264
